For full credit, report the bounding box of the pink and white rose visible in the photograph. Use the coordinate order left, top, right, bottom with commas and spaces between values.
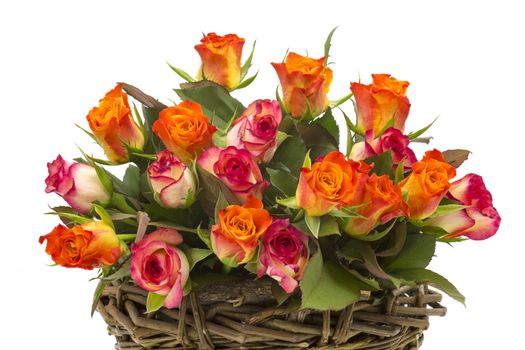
45, 155, 111, 214
426, 174, 501, 240
130, 228, 190, 309
148, 150, 196, 208
350, 128, 416, 167
197, 146, 269, 202
257, 219, 310, 293
226, 99, 282, 163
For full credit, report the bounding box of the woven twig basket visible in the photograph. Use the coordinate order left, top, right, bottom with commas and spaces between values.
97, 280, 446, 350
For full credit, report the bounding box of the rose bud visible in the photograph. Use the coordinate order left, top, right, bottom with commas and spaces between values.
195, 32, 245, 90
226, 99, 282, 163
45, 155, 111, 214
211, 196, 272, 267
153, 100, 217, 164
148, 150, 196, 209
343, 174, 408, 236
39, 221, 125, 270
297, 151, 371, 216
272, 52, 333, 118
257, 219, 310, 293
198, 146, 269, 202
351, 74, 411, 135
130, 228, 189, 309
86, 84, 145, 164
426, 174, 501, 240
350, 128, 417, 168
399, 150, 456, 220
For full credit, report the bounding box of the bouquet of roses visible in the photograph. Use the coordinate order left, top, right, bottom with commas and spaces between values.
40, 29, 501, 315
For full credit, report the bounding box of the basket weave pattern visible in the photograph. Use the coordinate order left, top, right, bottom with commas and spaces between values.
97, 280, 446, 350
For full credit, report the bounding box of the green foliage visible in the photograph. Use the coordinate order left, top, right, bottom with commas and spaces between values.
271, 136, 307, 175
175, 81, 245, 129
91, 280, 106, 317
304, 214, 321, 238
196, 165, 240, 217
408, 117, 438, 140
313, 109, 339, 148
267, 168, 298, 196
384, 234, 436, 272
146, 292, 167, 313
393, 268, 465, 305
323, 27, 338, 67
364, 151, 394, 177
300, 251, 368, 310
184, 248, 213, 270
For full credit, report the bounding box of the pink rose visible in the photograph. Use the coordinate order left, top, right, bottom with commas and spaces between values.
226, 99, 282, 163
130, 228, 189, 309
197, 146, 269, 202
45, 155, 111, 214
148, 150, 196, 209
257, 219, 310, 293
426, 174, 501, 240
350, 128, 416, 167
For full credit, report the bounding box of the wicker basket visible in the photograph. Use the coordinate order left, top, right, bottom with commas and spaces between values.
97, 279, 446, 350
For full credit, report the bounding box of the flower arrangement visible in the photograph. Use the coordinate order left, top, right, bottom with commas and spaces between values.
40, 29, 501, 346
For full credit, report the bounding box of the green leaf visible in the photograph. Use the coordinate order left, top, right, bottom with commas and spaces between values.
385, 234, 436, 272
122, 165, 140, 198
93, 204, 115, 230
377, 117, 395, 137
276, 196, 299, 209
214, 191, 229, 224
428, 204, 468, 218
408, 117, 438, 140
267, 168, 298, 196
313, 109, 339, 148
297, 122, 338, 160
91, 280, 106, 317
442, 149, 471, 169
318, 216, 340, 237
376, 221, 407, 257
47, 211, 91, 225
394, 158, 405, 185
100, 259, 131, 282
271, 136, 307, 175
323, 27, 338, 67
364, 151, 394, 177
350, 219, 397, 242
233, 71, 258, 90
196, 226, 212, 249
330, 92, 353, 109
340, 109, 362, 136
196, 165, 240, 217
305, 214, 321, 238
175, 81, 245, 129
393, 268, 465, 305
241, 40, 256, 80
301, 258, 365, 310
340, 241, 402, 287
302, 149, 312, 169
76, 123, 98, 143
146, 292, 167, 313
184, 248, 213, 270
149, 221, 198, 234
167, 62, 196, 82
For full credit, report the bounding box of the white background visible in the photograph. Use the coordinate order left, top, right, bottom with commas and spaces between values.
1, 0, 523, 349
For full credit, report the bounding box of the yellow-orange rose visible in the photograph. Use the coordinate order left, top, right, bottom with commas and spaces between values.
195, 32, 245, 90
399, 149, 456, 220
86, 84, 145, 163
39, 221, 124, 270
344, 174, 408, 235
351, 74, 411, 135
272, 52, 333, 118
211, 196, 272, 266
152, 100, 217, 163
296, 151, 371, 216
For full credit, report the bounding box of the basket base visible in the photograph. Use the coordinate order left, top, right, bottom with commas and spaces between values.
97, 280, 445, 350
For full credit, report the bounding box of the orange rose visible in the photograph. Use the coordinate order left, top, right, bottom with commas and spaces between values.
350, 74, 411, 135
211, 196, 272, 266
272, 52, 333, 118
39, 221, 124, 270
195, 33, 245, 90
152, 100, 217, 163
296, 151, 371, 216
344, 174, 408, 235
86, 84, 145, 163
399, 149, 456, 220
